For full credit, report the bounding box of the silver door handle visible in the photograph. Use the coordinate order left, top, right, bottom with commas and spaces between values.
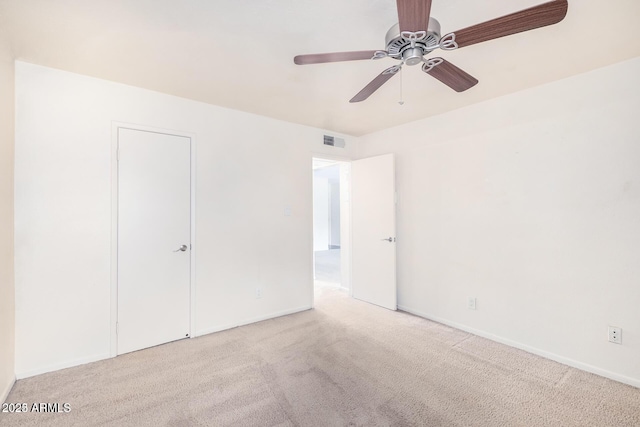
381, 237, 395, 242
174, 245, 188, 252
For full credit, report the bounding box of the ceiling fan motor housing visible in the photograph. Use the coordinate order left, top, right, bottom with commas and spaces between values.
402, 48, 424, 66
385, 18, 441, 65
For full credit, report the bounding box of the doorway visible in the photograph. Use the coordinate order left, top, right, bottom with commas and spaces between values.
312, 158, 351, 293
311, 154, 397, 311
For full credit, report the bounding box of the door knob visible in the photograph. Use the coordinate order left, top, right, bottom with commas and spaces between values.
174, 245, 188, 252
381, 237, 395, 242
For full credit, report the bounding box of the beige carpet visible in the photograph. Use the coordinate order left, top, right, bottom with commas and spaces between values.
2, 288, 639, 426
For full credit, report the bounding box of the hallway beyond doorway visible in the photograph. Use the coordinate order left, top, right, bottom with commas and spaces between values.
314, 249, 341, 287
312, 157, 350, 293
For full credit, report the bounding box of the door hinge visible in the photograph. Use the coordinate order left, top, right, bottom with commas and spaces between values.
116, 322, 119, 335
116, 148, 120, 162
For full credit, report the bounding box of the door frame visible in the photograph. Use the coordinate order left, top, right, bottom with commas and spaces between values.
311, 153, 353, 309
110, 122, 197, 358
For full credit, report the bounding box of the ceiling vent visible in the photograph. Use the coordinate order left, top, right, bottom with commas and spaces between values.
323, 135, 345, 148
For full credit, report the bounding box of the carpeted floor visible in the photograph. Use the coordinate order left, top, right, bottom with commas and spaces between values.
2, 287, 639, 426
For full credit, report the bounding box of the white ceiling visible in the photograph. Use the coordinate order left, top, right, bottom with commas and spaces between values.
1, 0, 639, 136
313, 159, 339, 170
313, 164, 340, 184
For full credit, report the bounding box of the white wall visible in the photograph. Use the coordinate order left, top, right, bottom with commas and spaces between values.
14, 62, 357, 378
0, 36, 15, 401
312, 175, 330, 251
329, 174, 341, 247
359, 57, 640, 387
339, 163, 352, 291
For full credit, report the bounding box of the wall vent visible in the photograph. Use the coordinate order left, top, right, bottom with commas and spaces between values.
323, 135, 345, 148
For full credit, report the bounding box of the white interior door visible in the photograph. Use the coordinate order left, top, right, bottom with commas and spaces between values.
117, 128, 191, 355
351, 154, 396, 310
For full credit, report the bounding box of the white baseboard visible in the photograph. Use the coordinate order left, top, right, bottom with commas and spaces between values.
194, 322, 238, 337
1, 376, 15, 403
196, 305, 312, 338
16, 352, 111, 380
237, 305, 312, 327
398, 304, 640, 389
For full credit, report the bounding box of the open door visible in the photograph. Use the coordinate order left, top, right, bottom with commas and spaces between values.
351, 154, 396, 310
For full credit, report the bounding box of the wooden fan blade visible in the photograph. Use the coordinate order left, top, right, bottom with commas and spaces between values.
350, 67, 399, 103
452, 0, 568, 49
396, 0, 433, 33
294, 50, 378, 65
424, 59, 478, 92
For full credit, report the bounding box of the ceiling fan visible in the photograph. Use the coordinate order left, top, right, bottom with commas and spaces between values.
294, 0, 568, 103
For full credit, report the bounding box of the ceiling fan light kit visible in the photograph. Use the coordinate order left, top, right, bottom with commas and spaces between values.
294, 0, 568, 103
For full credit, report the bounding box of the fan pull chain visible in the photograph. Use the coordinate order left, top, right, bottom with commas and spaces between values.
398, 67, 404, 105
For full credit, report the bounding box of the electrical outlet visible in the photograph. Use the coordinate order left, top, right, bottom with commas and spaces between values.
608, 326, 622, 344
467, 297, 476, 310
256, 287, 262, 299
